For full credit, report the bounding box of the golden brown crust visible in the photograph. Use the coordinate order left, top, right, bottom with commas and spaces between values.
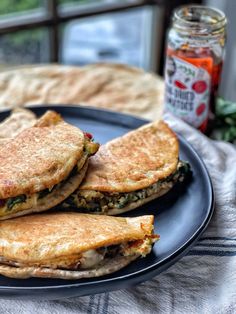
0, 108, 36, 139
0, 255, 138, 279
0, 161, 88, 220
0, 213, 154, 263
0, 110, 85, 199
79, 120, 179, 193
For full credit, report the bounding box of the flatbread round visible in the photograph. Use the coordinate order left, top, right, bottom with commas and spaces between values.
0, 108, 36, 139
0, 255, 137, 280
0, 110, 85, 198
79, 120, 179, 193
0, 63, 164, 120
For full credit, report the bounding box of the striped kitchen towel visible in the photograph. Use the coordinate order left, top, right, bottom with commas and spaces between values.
0, 113, 235, 314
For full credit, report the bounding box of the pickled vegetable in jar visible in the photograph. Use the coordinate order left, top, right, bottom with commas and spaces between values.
164, 5, 227, 133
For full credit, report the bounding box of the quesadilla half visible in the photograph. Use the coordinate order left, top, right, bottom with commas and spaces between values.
0, 110, 99, 220
0, 212, 158, 279
62, 120, 190, 215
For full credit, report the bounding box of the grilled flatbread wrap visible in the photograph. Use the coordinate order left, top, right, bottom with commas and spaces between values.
0, 212, 158, 279
0, 110, 99, 220
62, 120, 190, 214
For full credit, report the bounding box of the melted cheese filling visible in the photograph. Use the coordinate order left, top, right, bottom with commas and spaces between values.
0, 237, 158, 270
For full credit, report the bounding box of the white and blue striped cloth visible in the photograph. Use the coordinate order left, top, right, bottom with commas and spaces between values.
1, 114, 236, 314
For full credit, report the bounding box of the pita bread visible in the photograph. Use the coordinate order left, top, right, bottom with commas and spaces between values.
0, 110, 99, 219
0, 63, 164, 120
79, 120, 178, 192
61, 120, 187, 214
0, 110, 85, 198
0, 213, 157, 279
0, 255, 137, 279
0, 108, 36, 139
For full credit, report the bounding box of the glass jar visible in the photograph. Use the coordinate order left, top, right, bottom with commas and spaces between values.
164, 5, 227, 132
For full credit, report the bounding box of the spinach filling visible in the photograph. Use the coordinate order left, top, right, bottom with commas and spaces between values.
1, 160, 83, 212
38, 186, 55, 199
64, 161, 191, 213
38, 159, 84, 201
6, 195, 27, 211
165, 160, 191, 183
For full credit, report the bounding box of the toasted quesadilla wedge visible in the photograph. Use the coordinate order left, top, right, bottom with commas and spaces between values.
0, 212, 158, 279
0, 110, 99, 220
62, 120, 190, 215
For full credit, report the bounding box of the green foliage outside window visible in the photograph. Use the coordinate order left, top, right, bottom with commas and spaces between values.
0, 0, 41, 15
0, 0, 95, 15
0, 0, 101, 64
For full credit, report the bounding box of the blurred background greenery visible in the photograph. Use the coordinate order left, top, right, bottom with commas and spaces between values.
0, 0, 90, 14
0, 0, 40, 14
0, 0, 92, 64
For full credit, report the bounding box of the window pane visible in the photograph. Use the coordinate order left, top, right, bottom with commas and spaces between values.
60, 6, 162, 71
0, 0, 45, 15
0, 28, 49, 66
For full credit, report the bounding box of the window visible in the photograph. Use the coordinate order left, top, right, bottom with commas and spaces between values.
0, 0, 203, 73
61, 5, 164, 71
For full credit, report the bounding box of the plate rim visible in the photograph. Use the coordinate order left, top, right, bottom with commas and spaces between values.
0, 104, 214, 292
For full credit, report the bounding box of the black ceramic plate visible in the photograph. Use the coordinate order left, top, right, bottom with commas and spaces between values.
0, 105, 214, 300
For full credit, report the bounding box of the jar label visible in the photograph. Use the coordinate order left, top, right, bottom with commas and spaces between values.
164, 55, 212, 128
